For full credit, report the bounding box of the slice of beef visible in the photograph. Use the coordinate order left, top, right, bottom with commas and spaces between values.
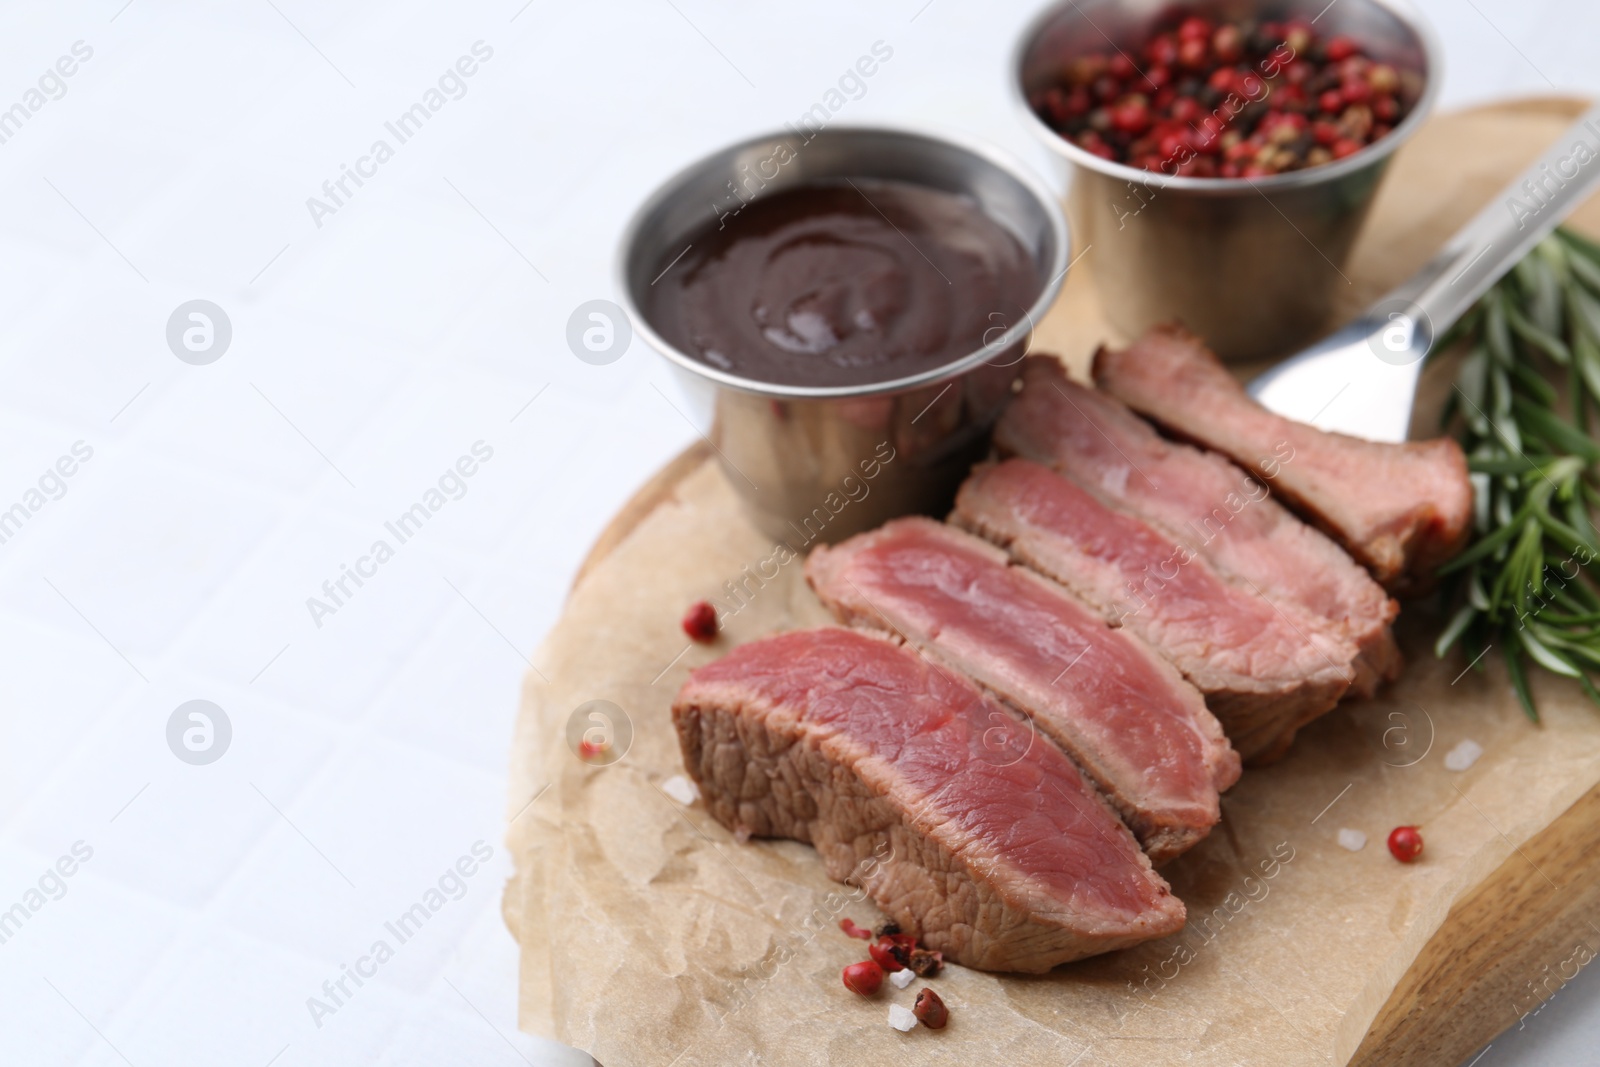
806, 517, 1238, 863
1093, 325, 1473, 593
955, 458, 1357, 762
673, 627, 1186, 972
996, 355, 1401, 697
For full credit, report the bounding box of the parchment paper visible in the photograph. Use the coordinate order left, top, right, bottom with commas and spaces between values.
507, 100, 1600, 1066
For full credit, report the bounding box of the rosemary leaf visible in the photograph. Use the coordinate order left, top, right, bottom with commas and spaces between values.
1438, 228, 1600, 718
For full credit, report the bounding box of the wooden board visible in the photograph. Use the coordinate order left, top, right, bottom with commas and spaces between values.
516, 98, 1600, 1067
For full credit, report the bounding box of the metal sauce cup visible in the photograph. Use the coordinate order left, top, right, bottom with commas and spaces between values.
618, 126, 1070, 544
1013, 0, 1441, 362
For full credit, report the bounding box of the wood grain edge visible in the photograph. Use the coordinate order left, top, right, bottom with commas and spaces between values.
571, 440, 714, 592
1350, 780, 1600, 1066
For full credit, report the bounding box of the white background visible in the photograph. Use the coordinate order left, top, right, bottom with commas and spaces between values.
0, 2, 1593, 1065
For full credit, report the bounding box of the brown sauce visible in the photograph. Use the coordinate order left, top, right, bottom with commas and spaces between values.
646, 179, 1035, 389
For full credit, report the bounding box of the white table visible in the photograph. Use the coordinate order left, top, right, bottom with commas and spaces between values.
0, 2, 1591, 1065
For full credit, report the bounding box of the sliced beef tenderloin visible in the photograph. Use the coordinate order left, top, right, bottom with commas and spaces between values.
1093, 326, 1473, 594
954, 458, 1357, 762
806, 517, 1238, 863
673, 627, 1186, 972
996, 355, 1401, 697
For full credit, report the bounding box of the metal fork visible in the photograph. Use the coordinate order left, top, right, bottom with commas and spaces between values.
1248, 102, 1600, 443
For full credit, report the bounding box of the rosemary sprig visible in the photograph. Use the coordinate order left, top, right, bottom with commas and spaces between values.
1437, 228, 1600, 720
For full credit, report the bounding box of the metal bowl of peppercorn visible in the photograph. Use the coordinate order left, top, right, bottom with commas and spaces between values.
1012, 0, 1440, 362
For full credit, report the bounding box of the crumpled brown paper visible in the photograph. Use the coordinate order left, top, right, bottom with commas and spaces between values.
506, 99, 1600, 1066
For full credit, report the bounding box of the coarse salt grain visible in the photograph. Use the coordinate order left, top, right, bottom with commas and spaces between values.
660, 775, 700, 805
1444, 739, 1484, 772
1337, 828, 1366, 852
890, 967, 916, 990
888, 1003, 918, 1032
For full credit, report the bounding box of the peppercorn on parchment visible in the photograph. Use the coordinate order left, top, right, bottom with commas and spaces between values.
507, 99, 1600, 1067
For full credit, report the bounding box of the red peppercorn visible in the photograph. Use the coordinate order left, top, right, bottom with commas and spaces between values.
1331, 138, 1363, 160
839, 918, 873, 941
1341, 79, 1372, 105
1325, 36, 1359, 62
1268, 111, 1308, 133
1388, 825, 1424, 862
1156, 126, 1191, 162
1283, 60, 1314, 86
1077, 133, 1115, 160
909, 947, 944, 977
869, 938, 907, 972
913, 987, 949, 1029
680, 600, 718, 642
1146, 33, 1179, 68
1338, 56, 1371, 82
1169, 96, 1203, 124
842, 959, 884, 996
1030, 14, 1411, 176
1111, 95, 1152, 134
1177, 37, 1209, 70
